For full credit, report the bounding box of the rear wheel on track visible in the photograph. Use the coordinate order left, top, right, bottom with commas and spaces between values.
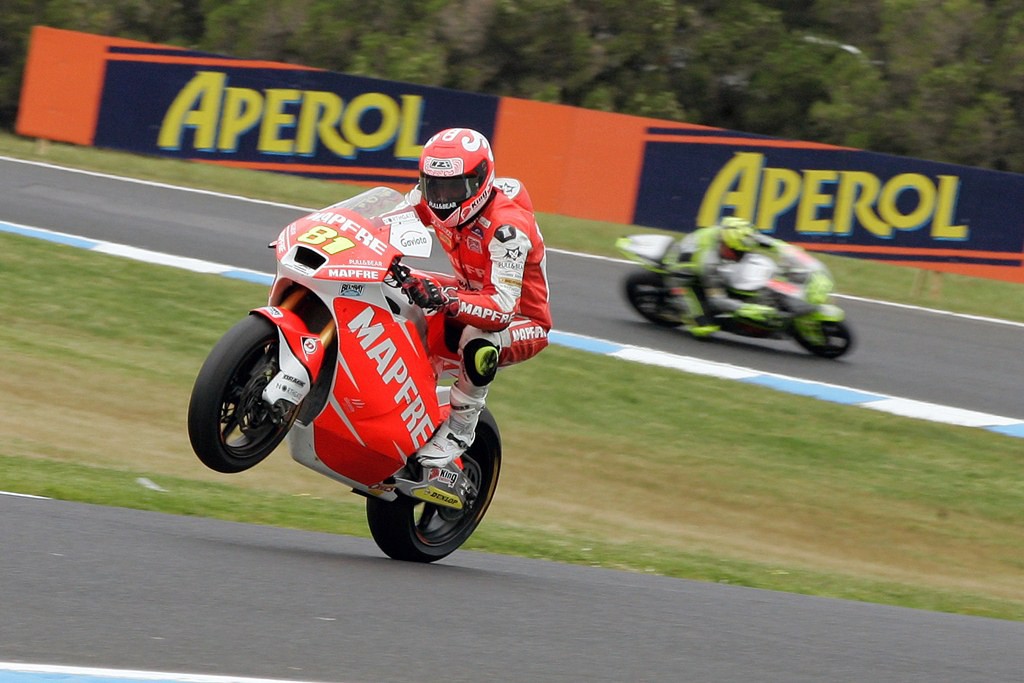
366, 411, 502, 563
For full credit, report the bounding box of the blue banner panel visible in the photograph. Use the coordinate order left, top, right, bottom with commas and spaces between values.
93, 55, 500, 181
634, 137, 1024, 261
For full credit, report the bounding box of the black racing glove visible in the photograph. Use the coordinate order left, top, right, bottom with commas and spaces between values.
402, 275, 449, 311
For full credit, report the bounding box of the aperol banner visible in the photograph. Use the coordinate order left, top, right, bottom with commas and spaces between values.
17, 26, 1024, 281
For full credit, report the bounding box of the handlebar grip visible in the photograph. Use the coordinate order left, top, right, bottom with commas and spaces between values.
389, 258, 412, 284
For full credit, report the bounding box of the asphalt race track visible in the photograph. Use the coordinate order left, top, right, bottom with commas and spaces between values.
4, 493, 1024, 683
1, 157, 1023, 682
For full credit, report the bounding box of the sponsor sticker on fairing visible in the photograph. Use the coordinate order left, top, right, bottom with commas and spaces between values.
398, 231, 430, 249
382, 211, 418, 225
340, 283, 365, 297
302, 336, 319, 358
327, 268, 382, 280
429, 468, 459, 487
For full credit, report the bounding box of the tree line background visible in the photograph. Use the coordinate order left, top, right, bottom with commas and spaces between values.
3, 0, 1024, 173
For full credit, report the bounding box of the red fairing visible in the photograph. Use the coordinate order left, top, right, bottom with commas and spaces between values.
311, 298, 444, 485
251, 306, 326, 379
275, 206, 402, 275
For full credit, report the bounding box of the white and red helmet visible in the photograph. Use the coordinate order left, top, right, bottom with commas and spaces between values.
418, 127, 495, 230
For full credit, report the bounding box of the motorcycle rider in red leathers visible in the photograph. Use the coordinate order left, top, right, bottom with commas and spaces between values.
400, 127, 552, 469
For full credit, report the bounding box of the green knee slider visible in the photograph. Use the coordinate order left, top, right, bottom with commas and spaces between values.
464, 338, 499, 386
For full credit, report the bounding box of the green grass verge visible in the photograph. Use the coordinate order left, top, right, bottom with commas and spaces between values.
2, 131, 1024, 621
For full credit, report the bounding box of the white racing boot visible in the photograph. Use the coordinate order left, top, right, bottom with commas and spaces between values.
416, 383, 487, 469
391, 383, 485, 510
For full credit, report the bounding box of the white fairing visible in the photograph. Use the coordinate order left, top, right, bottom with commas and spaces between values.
620, 234, 675, 263
721, 253, 777, 291
262, 329, 313, 406
383, 208, 433, 258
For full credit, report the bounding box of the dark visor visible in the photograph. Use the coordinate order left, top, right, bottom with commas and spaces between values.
421, 175, 478, 206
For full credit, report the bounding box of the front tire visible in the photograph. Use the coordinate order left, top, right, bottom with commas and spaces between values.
623, 270, 683, 328
187, 315, 294, 473
366, 410, 502, 563
794, 319, 854, 359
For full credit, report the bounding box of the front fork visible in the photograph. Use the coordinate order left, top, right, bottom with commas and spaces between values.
252, 289, 336, 422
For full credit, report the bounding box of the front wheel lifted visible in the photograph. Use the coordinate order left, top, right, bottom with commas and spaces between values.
187, 315, 294, 473
366, 411, 502, 563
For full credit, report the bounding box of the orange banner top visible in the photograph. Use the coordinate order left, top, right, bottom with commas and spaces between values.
492, 99, 647, 225
16, 26, 181, 146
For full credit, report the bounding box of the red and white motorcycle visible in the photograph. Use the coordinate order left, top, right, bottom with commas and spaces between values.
187, 187, 500, 563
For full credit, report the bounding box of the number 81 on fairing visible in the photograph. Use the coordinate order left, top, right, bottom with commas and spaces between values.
302, 220, 395, 256
297, 225, 358, 255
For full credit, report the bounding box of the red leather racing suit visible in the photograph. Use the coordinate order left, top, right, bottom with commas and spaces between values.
416, 178, 551, 366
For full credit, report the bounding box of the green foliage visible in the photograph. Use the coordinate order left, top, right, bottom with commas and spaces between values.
5, 0, 1024, 171
0, 0, 43, 126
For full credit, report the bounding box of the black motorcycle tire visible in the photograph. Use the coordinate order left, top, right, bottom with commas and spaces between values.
366, 410, 502, 563
794, 319, 855, 359
187, 314, 295, 473
623, 269, 684, 328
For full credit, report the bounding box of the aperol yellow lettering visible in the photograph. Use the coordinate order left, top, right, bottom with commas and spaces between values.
158, 71, 425, 160
218, 87, 262, 151
157, 71, 226, 150
698, 152, 967, 240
